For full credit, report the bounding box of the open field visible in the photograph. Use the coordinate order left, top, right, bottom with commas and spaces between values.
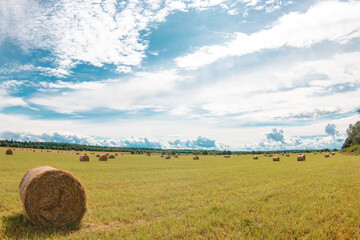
0, 148, 359, 239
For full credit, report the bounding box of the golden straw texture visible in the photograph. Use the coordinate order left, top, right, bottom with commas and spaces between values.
19, 166, 86, 226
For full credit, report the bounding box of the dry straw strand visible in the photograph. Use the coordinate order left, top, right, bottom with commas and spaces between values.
19, 166, 86, 227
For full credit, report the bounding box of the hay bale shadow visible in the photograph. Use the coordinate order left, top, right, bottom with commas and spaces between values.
1, 213, 80, 239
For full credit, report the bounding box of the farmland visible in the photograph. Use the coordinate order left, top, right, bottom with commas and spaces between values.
0, 148, 359, 239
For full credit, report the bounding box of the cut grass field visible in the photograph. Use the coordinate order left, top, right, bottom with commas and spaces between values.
0, 148, 359, 239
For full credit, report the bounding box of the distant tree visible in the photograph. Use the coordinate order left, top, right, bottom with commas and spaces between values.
343, 121, 360, 148
202, 150, 208, 155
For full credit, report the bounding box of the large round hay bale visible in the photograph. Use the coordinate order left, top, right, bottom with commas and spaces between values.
224, 155, 230, 158
331, 152, 335, 155
273, 157, 280, 161
174, 155, 178, 158
19, 166, 86, 226
325, 154, 330, 158
193, 155, 199, 160
99, 155, 108, 161
80, 154, 90, 162
297, 154, 305, 161
165, 155, 171, 159
6, 149, 13, 155
108, 155, 115, 159
253, 156, 258, 160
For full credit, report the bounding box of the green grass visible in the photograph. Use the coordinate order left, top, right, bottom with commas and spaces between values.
342, 144, 360, 154
1, 149, 359, 239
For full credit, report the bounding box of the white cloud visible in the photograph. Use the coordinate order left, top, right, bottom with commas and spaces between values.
192, 51, 360, 121
29, 69, 187, 113
0, 0, 289, 76
176, 0, 360, 69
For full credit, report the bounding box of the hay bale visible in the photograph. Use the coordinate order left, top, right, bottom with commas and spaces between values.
286, 154, 290, 157
80, 154, 89, 162
193, 155, 199, 160
297, 154, 305, 161
115, 154, 118, 156
268, 154, 273, 157
99, 155, 108, 161
19, 166, 86, 226
96, 154, 100, 157
108, 155, 115, 159
165, 155, 171, 159
174, 155, 178, 158
325, 154, 330, 158
273, 157, 280, 161
105, 153, 109, 156
331, 152, 335, 155
5, 149, 13, 155
224, 155, 230, 158
253, 156, 258, 160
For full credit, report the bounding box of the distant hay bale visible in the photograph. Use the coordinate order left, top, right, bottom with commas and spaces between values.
161, 155, 164, 158
332, 152, 335, 155
108, 155, 115, 159
76, 153, 79, 155
314, 152, 317, 154
224, 155, 230, 158
80, 154, 90, 162
193, 155, 199, 160
5, 149, 13, 155
147, 154, 151, 156
115, 154, 118, 156
286, 154, 290, 157
174, 155, 178, 158
19, 166, 86, 226
268, 154, 273, 157
96, 154, 100, 157
105, 153, 109, 156
263, 154, 267, 156
273, 157, 280, 161
297, 154, 306, 161
99, 155, 108, 161
165, 155, 171, 159
253, 156, 258, 160
325, 154, 330, 158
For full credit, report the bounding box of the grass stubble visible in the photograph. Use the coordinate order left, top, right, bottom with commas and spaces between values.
0, 148, 359, 239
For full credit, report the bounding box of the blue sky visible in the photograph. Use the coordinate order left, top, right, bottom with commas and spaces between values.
1, 0, 360, 150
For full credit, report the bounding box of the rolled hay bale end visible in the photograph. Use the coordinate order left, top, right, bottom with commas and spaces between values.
108, 155, 115, 159
99, 155, 108, 161
286, 154, 290, 157
325, 154, 330, 158
6, 149, 13, 155
115, 154, 118, 156
165, 155, 171, 159
80, 154, 90, 162
19, 166, 86, 227
96, 154, 100, 157
273, 157, 280, 161
224, 155, 230, 158
332, 152, 335, 155
253, 156, 258, 160
193, 156, 199, 160
297, 154, 306, 161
